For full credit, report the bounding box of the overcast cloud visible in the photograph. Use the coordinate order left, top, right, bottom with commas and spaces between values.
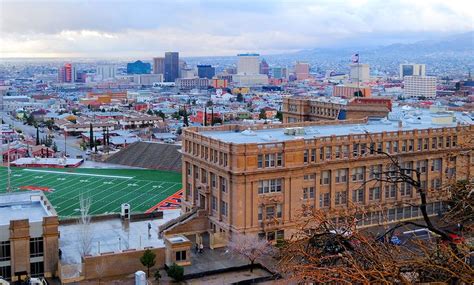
0, 0, 472, 58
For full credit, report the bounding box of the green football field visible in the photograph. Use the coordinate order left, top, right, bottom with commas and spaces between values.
0, 167, 182, 219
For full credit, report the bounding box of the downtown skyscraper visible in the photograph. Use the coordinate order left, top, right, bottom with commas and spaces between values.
164, 52, 179, 82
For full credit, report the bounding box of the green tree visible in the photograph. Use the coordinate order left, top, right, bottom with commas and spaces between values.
89, 123, 94, 150
259, 109, 267, 120
52, 141, 58, 152
36, 127, 40, 146
275, 111, 283, 122
354, 90, 363, 97
147, 109, 154, 115
236, 93, 244, 102
140, 249, 156, 277
26, 113, 36, 126
154, 270, 161, 282
166, 263, 184, 282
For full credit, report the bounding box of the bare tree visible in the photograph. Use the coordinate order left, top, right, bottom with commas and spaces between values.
227, 233, 274, 272
278, 138, 473, 284
77, 195, 93, 258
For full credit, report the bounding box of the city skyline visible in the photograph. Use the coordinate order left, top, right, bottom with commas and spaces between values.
1, 0, 473, 58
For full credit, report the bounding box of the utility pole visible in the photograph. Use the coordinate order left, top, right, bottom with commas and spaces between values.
64, 129, 67, 157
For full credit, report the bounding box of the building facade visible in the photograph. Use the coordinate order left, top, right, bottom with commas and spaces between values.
237, 53, 260, 75
126, 60, 151, 74
178, 108, 473, 243
333, 85, 371, 98
153, 57, 165, 75
58, 63, 76, 83
400, 63, 426, 78
96, 64, 116, 81
0, 192, 59, 282
295, 62, 310, 80
350, 63, 370, 83
197, 65, 216, 79
404, 76, 437, 98
164, 52, 179, 82
282, 96, 391, 123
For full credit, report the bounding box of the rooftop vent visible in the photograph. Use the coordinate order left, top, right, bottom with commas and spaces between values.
241, 129, 257, 136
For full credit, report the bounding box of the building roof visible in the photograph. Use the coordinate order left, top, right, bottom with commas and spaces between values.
199, 107, 473, 144
0, 192, 55, 225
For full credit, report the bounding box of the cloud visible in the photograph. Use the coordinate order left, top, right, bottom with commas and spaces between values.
0, 0, 472, 57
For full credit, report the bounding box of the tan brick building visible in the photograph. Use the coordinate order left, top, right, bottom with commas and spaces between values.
0, 192, 59, 282
282, 96, 392, 123
178, 107, 473, 244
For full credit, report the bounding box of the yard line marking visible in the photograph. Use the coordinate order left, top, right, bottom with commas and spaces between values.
132, 182, 180, 210
22, 169, 134, 179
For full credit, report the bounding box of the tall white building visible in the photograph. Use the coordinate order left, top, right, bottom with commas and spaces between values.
96, 64, 117, 80
349, 63, 370, 83
237, 53, 260, 75
404, 76, 436, 98
400, 63, 426, 78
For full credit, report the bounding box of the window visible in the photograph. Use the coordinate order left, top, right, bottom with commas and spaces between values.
176, 250, 187, 261
385, 141, 391, 153
277, 204, 282, 218
320, 171, 330, 185
30, 237, 44, 258
0, 265, 11, 281
224, 153, 228, 167
335, 169, 347, 183
201, 169, 207, 183
335, 146, 341, 159
369, 187, 381, 201
186, 183, 191, 198
311, 149, 316, 162
258, 206, 263, 221
446, 136, 451, 148
276, 230, 284, 240
335, 191, 347, 205
258, 179, 283, 194
432, 137, 437, 149
353, 189, 364, 203
342, 145, 349, 158
353, 143, 359, 157
220, 177, 227, 193
266, 206, 275, 219
319, 193, 330, 208
325, 147, 332, 159
0, 241, 10, 262
304, 174, 315, 181
194, 166, 199, 179
30, 261, 44, 278
393, 141, 399, 153
417, 138, 422, 151
402, 140, 407, 152
319, 147, 324, 160
303, 150, 309, 163
265, 154, 276, 167
431, 158, 442, 172
186, 163, 191, 176
257, 154, 263, 168
408, 139, 414, 151
351, 167, 365, 182
431, 178, 442, 190
416, 160, 427, 173
452, 136, 457, 146
400, 182, 412, 197
277, 153, 283, 166
211, 195, 217, 211
438, 137, 443, 148
369, 165, 382, 179
360, 143, 367, 156
220, 201, 228, 216
424, 138, 429, 150
303, 187, 315, 199
385, 184, 396, 199
211, 173, 217, 188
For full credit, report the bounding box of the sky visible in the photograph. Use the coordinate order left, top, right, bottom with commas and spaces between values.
0, 0, 473, 58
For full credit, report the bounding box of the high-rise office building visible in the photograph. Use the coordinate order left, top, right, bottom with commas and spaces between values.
350, 63, 370, 83
260, 59, 270, 75
58, 63, 76, 83
404, 76, 437, 98
272, 67, 283, 79
197, 65, 216, 79
126, 60, 151, 74
237, 53, 260, 75
153, 57, 165, 74
164, 52, 179, 82
295, 62, 310, 80
96, 64, 117, 80
400, 64, 426, 78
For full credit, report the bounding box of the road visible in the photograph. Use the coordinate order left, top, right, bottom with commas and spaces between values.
1, 112, 84, 158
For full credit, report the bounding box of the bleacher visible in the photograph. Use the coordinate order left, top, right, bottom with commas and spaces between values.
105, 142, 182, 172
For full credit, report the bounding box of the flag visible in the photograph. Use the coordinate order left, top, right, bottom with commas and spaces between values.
351, 53, 359, 63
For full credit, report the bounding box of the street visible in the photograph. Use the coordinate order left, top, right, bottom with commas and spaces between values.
1, 112, 84, 158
